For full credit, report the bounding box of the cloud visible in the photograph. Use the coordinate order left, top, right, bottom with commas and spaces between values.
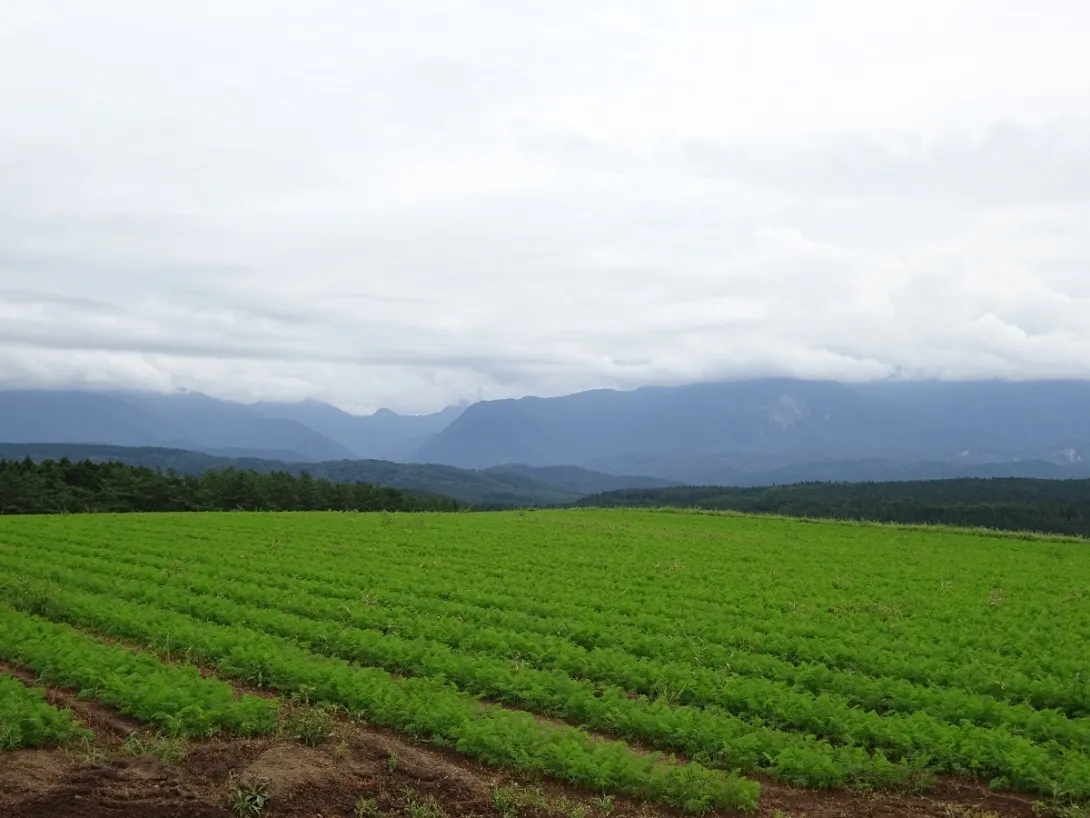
1, 0, 1090, 412
671, 120, 1090, 204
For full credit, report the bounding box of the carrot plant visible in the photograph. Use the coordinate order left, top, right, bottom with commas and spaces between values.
3, 509, 1090, 809
0, 605, 277, 738
0, 673, 90, 749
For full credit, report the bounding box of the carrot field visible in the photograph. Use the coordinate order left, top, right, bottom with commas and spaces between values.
1, 509, 1089, 815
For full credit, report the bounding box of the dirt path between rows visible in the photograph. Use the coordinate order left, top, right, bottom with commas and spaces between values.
1, 661, 1043, 818
0, 727, 1043, 818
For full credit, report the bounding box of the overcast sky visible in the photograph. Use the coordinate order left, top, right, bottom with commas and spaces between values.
2, 1, 1089, 413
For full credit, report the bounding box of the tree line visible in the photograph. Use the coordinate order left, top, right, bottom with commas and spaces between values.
0, 457, 459, 515
577, 479, 1090, 538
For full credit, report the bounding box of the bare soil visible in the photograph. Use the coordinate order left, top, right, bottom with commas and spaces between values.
0, 666, 1044, 818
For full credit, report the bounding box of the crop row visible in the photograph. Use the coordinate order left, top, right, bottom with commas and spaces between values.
14, 526, 1088, 720
10, 527, 1090, 728
93, 542, 1090, 744
4, 555, 1090, 801
43, 517, 1088, 666
0, 605, 278, 739
0, 558, 928, 791
0, 673, 90, 750
20, 516, 1080, 671
0, 576, 758, 812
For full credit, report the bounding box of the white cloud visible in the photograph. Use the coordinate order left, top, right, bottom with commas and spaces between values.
1, 0, 1089, 412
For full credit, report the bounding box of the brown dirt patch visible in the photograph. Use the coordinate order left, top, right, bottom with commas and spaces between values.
0, 722, 1046, 818
755, 775, 1039, 818
0, 663, 1047, 818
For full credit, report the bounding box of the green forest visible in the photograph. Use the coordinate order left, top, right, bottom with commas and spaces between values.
0, 458, 458, 515
577, 479, 1090, 538
4, 456, 1090, 538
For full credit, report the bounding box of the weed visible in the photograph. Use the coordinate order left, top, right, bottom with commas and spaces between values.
530, 790, 587, 818
277, 698, 335, 747
492, 786, 517, 818
224, 772, 271, 817
121, 732, 187, 764
73, 736, 106, 764
355, 796, 384, 817
522, 786, 550, 811
593, 794, 615, 816
1033, 802, 1090, 818
901, 767, 937, 795
120, 733, 151, 757
406, 792, 446, 818
386, 752, 398, 773
332, 737, 351, 759
942, 807, 1000, 818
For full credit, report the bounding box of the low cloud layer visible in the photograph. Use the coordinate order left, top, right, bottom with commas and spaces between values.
2, 0, 1089, 412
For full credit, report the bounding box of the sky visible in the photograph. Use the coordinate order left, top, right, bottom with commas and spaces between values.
2, 1, 1089, 414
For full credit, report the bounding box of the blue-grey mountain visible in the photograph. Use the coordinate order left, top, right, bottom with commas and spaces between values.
251, 400, 465, 459
4, 379, 1090, 484
0, 390, 354, 462
410, 379, 1090, 481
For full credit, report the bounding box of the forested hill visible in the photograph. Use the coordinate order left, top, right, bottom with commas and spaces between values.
0, 443, 673, 507
577, 479, 1090, 538
0, 458, 458, 514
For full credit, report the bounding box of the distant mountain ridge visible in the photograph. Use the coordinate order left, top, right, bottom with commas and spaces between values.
0, 389, 462, 462
4, 379, 1090, 484
411, 378, 1090, 481
250, 400, 465, 459
0, 389, 355, 462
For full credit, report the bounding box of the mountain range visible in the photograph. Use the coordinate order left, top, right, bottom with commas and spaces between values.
408, 379, 1090, 481
3, 379, 1090, 486
0, 389, 458, 463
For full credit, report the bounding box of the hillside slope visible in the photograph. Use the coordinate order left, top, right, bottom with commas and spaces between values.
0, 444, 668, 507
578, 478, 1090, 537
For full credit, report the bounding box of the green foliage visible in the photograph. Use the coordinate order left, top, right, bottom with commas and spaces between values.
73, 735, 106, 764
277, 697, 335, 747
0, 442, 588, 507
1035, 800, 1090, 818
406, 791, 446, 818
491, 786, 518, 818
6, 509, 1090, 811
120, 731, 188, 764
0, 456, 458, 515
0, 605, 277, 739
225, 773, 271, 816
355, 796, 385, 817
0, 579, 760, 809
0, 674, 90, 749
593, 795, 614, 815
577, 478, 1090, 538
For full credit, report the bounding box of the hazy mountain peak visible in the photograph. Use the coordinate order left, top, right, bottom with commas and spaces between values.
765, 393, 811, 428
410, 378, 1090, 480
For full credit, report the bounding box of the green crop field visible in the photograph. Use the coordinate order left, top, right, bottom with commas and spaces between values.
1, 509, 1089, 814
